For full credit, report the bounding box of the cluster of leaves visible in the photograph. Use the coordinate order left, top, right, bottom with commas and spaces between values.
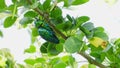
0, 48, 24, 68
0, 0, 120, 68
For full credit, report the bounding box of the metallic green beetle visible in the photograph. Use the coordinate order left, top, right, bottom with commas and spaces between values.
34, 19, 59, 44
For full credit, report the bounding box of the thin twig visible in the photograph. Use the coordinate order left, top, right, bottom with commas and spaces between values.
78, 52, 108, 68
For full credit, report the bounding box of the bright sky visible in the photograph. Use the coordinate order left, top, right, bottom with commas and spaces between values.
0, 0, 120, 67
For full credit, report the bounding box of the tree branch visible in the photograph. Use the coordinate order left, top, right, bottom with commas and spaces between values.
78, 52, 108, 68
26, 0, 107, 68
26, 0, 67, 39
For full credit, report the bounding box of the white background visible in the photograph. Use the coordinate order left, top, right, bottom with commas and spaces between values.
0, 0, 120, 67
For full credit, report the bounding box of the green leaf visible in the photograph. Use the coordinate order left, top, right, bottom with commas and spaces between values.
35, 58, 46, 63
6, 58, 15, 68
105, 47, 118, 62
93, 27, 104, 32
58, 0, 89, 7
31, 36, 36, 44
63, 0, 72, 7
31, 28, 39, 37
64, 37, 83, 53
79, 26, 93, 39
93, 32, 108, 41
80, 22, 94, 39
82, 22, 94, 31
88, 64, 96, 68
55, 43, 63, 53
40, 42, 49, 53
12, 0, 17, 3
29, 1, 39, 9
76, 16, 90, 27
43, 0, 51, 10
24, 58, 45, 66
0, 31, 3, 37
17, 0, 28, 7
114, 38, 120, 48
66, 14, 73, 22
19, 17, 33, 27
90, 44, 105, 63
61, 55, 75, 65
53, 62, 67, 68
24, 45, 36, 53
0, 0, 7, 11
48, 43, 63, 56
24, 11, 38, 18
56, 21, 72, 31
72, 0, 89, 5
49, 57, 61, 65
50, 7, 62, 18
4, 16, 17, 28
74, 30, 84, 41
24, 59, 36, 65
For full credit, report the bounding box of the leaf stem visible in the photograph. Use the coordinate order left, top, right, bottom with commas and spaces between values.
12, 3, 17, 19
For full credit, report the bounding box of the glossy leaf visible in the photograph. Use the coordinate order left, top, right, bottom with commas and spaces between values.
63, 0, 71, 7
29, 1, 39, 9
17, 0, 28, 7
4, 16, 17, 28
24, 45, 36, 53
35, 58, 46, 63
58, 0, 89, 7
72, 0, 89, 5
93, 32, 108, 41
53, 62, 67, 68
40, 42, 49, 53
114, 38, 120, 47
38, 3, 44, 11
64, 37, 83, 53
74, 30, 84, 41
31, 28, 39, 37
19, 17, 33, 27
76, 16, 90, 27
12, 0, 17, 3
31, 36, 36, 44
50, 7, 62, 18
5, 58, 15, 68
66, 14, 73, 22
49, 57, 61, 65
93, 27, 104, 32
56, 21, 72, 31
0, 0, 7, 11
43, 0, 51, 10
80, 22, 94, 39
88, 64, 96, 68
24, 59, 36, 65
89, 37, 108, 48
61, 55, 75, 65
24, 11, 38, 18
90, 44, 105, 63
82, 22, 94, 31
79, 26, 93, 39
48, 43, 63, 56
